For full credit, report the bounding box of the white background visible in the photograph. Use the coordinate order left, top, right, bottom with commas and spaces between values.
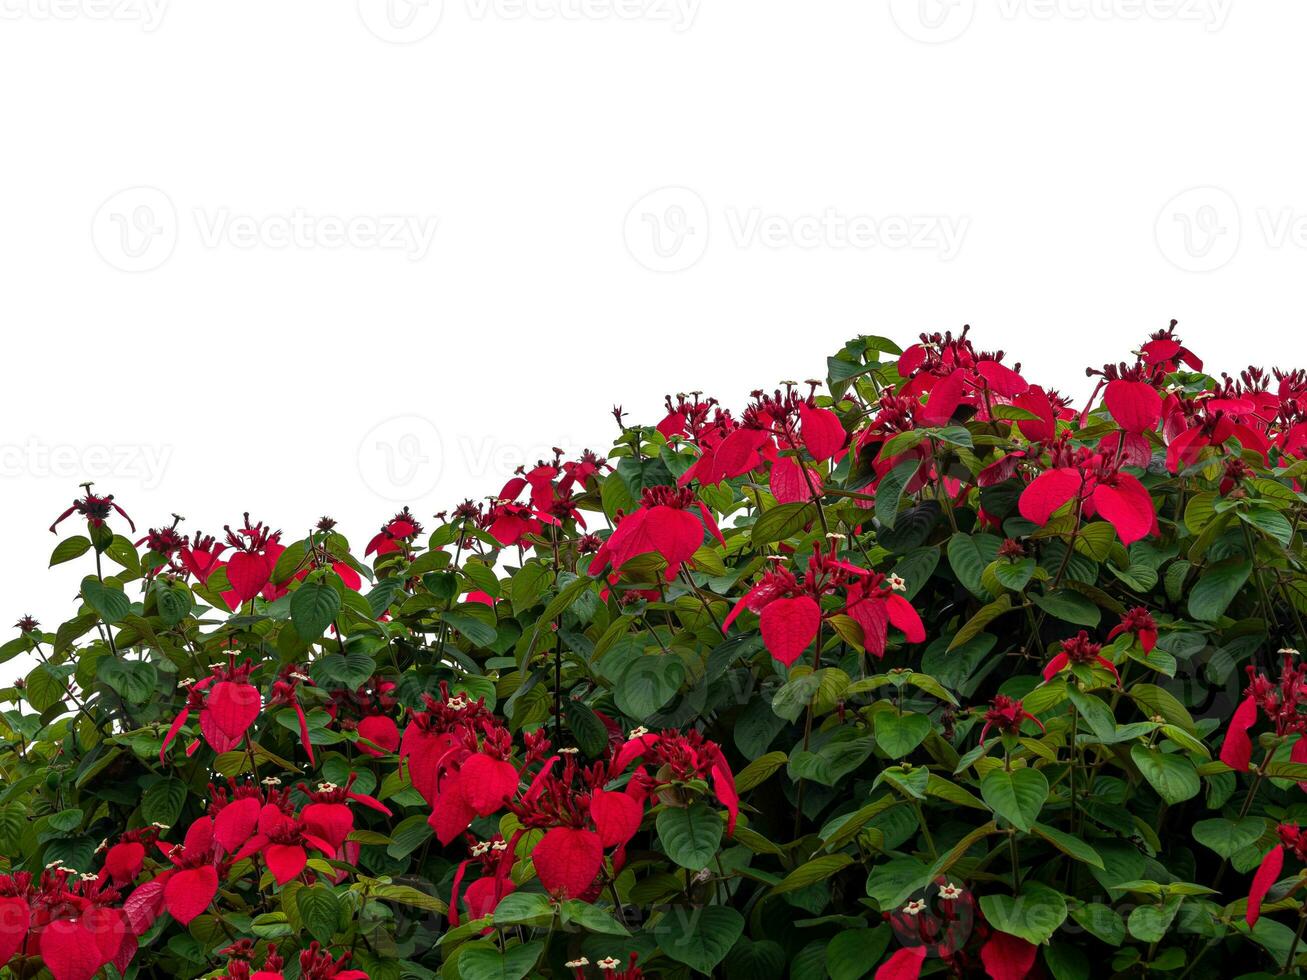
2, 0, 1305, 682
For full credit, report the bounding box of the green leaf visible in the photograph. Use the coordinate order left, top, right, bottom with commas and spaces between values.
979, 883, 1068, 945
458, 941, 543, 980
1130, 745, 1201, 804
1187, 557, 1252, 622
980, 767, 1048, 832
876, 459, 920, 530
874, 711, 931, 758
98, 659, 158, 705
1192, 816, 1266, 858
296, 885, 342, 944
616, 655, 685, 720
154, 581, 193, 626
141, 778, 186, 827
948, 533, 1002, 598
50, 536, 91, 567
1032, 589, 1100, 627
770, 854, 853, 895
825, 926, 891, 980
560, 900, 629, 936
751, 502, 816, 546
1032, 822, 1104, 868
291, 581, 341, 640
81, 576, 131, 624
1239, 505, 1294, 546
442, 611, 498, 647
656, 802, 724, 870
24, 664, 68, 712
657, 906, 744, 974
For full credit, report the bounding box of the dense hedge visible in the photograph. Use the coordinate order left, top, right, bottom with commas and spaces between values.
3, 323, 1307, 979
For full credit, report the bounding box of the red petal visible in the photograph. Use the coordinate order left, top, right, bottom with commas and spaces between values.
265, 843, 308, 885
225, 551, 272, 602
1042, 652, 1070, 681
1018, 468, 1081, 525
885, 594, 925, 643
1091, 475, 1157, 546
532, 827, 603, 899
164, 865, 218, 925
759, 595, 821, 666
875, 945, 928, 980
1220, 695, 1259, 772
103, 840, 146, 885
200, 681, 261, 751
38, 919, 107, 980
798, 403, 846, 462
590, 789, 643, 847
0, 895, 29, 966
428, 777, 478, 846
357, 714, 400, 757
214, 796, 262, 853
1248, 844, 1285, 927
920, 371, 966, 426
980, 931, 1037, 980
770, 454, 814, 504
976, 360, 1028, 398
1104, 380, 1162, 434
458, 753, 520, 816
302, 802, 354, 853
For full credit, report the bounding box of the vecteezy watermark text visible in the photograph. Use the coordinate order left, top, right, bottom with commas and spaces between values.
623, 187, 969, 273
890, 0, 1230, 44
0, 440, 172, 490
356, 0, 698, 42
0, 0, 168, 31
92, 186, 439, 273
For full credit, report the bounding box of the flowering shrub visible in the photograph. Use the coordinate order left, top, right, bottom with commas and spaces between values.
6, 322, 1307, 979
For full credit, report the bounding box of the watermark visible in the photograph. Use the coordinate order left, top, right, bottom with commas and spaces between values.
92, 186, 439, 272
891, 0, 1230, 43
624, 186, 968, 273
1155, 186, 1240, 272
357, 416, 445, 503
91, 187, 177, 273
357, 416, 593, 503
0, 0, 168, 31
357, 0, 444, 43
1153, 186, 1307, 273
0, 439, 172, 490
358, 0, 697, 42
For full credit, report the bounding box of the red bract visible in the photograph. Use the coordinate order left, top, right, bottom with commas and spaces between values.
611, 729, 737, 835
161, 661, 262, 762
1219, 651, 1307, 773
588, 486, 724, 583
221, 514, 282, 606
977, 695, 1044, 746
365, 507, 423, 557
0, 869, 134, 980
1018, 440, 1158, 546
1247, 822, 1307, 927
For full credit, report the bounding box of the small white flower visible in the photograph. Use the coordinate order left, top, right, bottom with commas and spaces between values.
565, 959, 590, 969
180, 677, 196, 686
1280, 647, 1300, 656
903, 900, 927, 916
317, 782, 338, 793
470, 841, 491, 857
447, 695, 469, 711
888, 574, 907, 592
290, 672, 311, 682
491, 840, 508, 852
628, 726, 649, 739
80, 872, 99, 882
559, 746, 580, 754
151, 822, 170, 830
597, 958, 622, 970
261, 776, 282, 787
96, 839, 109, 853
825, 532, 846, 541
45, 859, 64, 869
938, 882, 964, 900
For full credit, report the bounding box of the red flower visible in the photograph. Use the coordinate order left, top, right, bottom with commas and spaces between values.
49, 484, 135, 536
221, 514, 282, 606
588, 486, 724, 584
160, 661, 262, 763
365, 507, 423, 557
1043, 631, 1119, 684
1247, 822, 1307, 927
1107, 607, 1158, 653
1018, 441, 1158, 546
977, 695, 1044, 746
611, 729, 736, 835
1220, 652, 1307, 773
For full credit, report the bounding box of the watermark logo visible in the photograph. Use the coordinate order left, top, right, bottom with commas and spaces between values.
0, 0, 168, 31
1155, 186, 1240, 272
624, 188, 968, 272
357, 0, 444, 42
93, 186, 439, 272
623, 186, 710, 273
357, 416, 445, 502
889, 0, 975, 43
92, 186, 178, 273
